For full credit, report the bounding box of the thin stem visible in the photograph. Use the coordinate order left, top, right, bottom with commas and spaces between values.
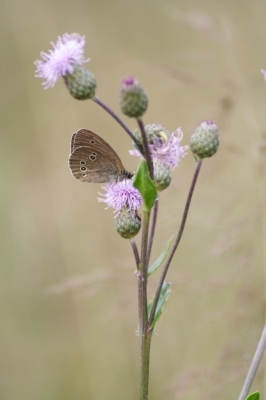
137, 119, 154, 180
138, 208, 151, 400
148, 160, 202, 327
147, 196, 159, 265
137, 264, 143, 351
139, 209, 150, 332
130, 238, 140, 267
93, 96, 144, 156
238, 324, 266, 400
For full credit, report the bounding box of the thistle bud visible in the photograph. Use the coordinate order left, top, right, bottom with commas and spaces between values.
134, 124, 170, 148
190, 121, 219, 160
64, 65, 97, 100
120, 76, 148, 118
115, 209, 141, 239
153, 159, 171, 191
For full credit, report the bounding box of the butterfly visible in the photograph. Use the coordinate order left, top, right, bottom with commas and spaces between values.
69, 129, 133, 183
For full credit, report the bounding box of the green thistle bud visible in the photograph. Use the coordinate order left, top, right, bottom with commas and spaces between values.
120, 76, 148, 118
64, 65, 97, 100
153, 160, 171, 192
115, 209, 141, 239
134, 124, 170, 149
190, 121, 219, 160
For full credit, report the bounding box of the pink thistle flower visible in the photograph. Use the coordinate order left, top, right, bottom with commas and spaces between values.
98, 180, 143, 216
261, 69, 266, 82
130, 128, 188, 170
34, 33, 90, 89
121, 75, 138, 89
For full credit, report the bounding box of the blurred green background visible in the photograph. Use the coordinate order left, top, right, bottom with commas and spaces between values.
1, 0, 265, 399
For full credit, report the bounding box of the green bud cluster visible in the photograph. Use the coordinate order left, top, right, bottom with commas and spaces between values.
154, 160, 171, 192
190, 122, 219, 160
115, 209, 141, 239
120, 76, 148, 118
64, 65, 97, 100
190, 121, 219, 160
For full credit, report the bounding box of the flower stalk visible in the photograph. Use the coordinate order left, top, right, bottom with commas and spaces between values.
137, 119, 154, 180
139, 208, 151, 399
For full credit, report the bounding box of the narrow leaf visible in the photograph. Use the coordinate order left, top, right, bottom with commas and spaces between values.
245, 392, 260, 400
149, 282, 171, 330
148, 236, 173, 277
133, 160, 157, 211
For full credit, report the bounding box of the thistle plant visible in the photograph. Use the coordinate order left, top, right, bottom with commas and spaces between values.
35, 33, 265, 400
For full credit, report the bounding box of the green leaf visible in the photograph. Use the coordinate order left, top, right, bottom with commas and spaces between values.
149, 282, 171, 330
133, 160, 157, 211
148, 236, 173, 277
245, 392, 260, 400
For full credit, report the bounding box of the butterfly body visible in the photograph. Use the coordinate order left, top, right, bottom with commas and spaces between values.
69, 129, 133, 183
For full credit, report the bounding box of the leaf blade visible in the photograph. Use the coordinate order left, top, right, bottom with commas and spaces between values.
148, 236, 173, 277
133, 160, 157, 211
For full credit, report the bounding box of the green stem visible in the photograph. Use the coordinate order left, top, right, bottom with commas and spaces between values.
139, 209, 151, 399
139, 209, 150, 333
140, 332, 152, 400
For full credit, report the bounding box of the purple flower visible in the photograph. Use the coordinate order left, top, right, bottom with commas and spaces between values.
121, 75, 138, 89
130, 128, 188, 170
98, 180, 143, 216
261, 69, 266, 82
35, 33, 90, 89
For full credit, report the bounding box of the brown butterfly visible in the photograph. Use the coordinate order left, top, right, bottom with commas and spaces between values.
69, 129, 133, 183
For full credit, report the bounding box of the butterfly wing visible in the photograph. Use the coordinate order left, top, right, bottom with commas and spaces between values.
69, 146, 125, 183
71, 129, 119, 157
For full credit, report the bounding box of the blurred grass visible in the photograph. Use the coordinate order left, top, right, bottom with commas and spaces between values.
0, 0, 265, 399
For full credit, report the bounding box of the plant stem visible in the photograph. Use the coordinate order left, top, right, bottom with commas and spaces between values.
139, 209, 150, 334
148, 160, 202, 327
147, 196, 159, 265
93, 96, 144, 156
238, 324, 266, 400
140, 332, 152, 400
137, 119, 154, 179
139, 208, 151, 399
130, 238, 140, 267
136, 118, 154, 399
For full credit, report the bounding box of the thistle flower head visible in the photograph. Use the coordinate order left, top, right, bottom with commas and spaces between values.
115, 209, 141, 239
134, 124, 171, 147
120, 76, 148, 118
130, 126, 188, 170
153, 159, 171, 192
35, 33, 90, 89
98, 180, 143, 216
190, 121, 219, 160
